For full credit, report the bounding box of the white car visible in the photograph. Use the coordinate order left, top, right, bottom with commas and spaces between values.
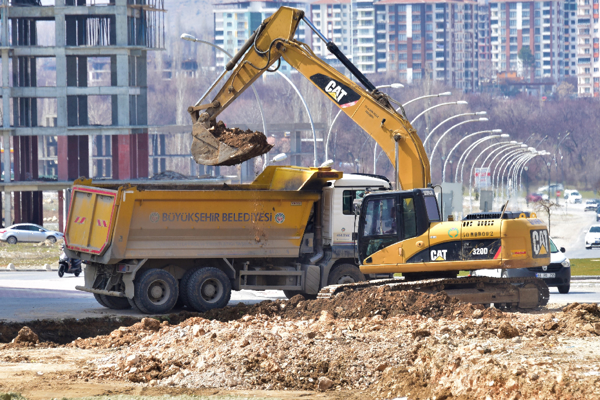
565, 190, 582, 204
585, 225, 600, 249
0, 223, 64, 244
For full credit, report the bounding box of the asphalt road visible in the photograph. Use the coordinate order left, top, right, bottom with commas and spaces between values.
0, 271, 598, 323
0, 271, 286, 323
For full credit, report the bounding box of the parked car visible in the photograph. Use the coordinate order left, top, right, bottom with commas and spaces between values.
472, 237, 571, 294
0, 223, 63, 244
585, 225, 600, 249
564, 190, 582, 204
585, 199, 600, 211
526, 193, 543, 203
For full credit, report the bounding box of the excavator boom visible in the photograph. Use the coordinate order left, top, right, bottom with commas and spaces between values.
188, 7, 430, 190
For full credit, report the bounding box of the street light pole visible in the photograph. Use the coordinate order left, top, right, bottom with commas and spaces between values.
430, 117, 489, 167
442, 129, 504, 182
491, 146, 528, 198
401, 91, 452, 107
493, 148, 528, 201
423, 111, 487, 149
458, 140, 517, 183
466, 137, 511, 211
410, 101, 468, 125
505, 150, 535, 200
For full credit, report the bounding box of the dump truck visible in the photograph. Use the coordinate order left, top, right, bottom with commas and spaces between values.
66, 166, 392, 313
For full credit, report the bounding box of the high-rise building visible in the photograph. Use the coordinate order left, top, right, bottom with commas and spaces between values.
488, 0, 564, 83
376, 0, 479, 91
564, 0, 578, 77
213, 0, 307, 74
574, 0, 596, 96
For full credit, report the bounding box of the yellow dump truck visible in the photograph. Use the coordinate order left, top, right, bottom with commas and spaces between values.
65, 166, 392, 313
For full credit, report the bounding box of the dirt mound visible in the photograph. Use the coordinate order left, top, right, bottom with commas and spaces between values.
201, 287, 478, 322
13, 326, 38, 344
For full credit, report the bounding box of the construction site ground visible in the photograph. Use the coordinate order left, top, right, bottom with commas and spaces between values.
2, 288, 600, 400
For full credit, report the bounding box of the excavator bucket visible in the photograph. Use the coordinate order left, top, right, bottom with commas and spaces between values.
191, 121, 273, 166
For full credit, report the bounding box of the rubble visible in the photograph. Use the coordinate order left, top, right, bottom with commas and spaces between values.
3, 289, 600, 399
13, 327, 38, 345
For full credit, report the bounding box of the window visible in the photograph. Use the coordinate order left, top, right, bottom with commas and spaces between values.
342, 190, 366, 215
401, 198, 417, 239
360, 197, 398, 258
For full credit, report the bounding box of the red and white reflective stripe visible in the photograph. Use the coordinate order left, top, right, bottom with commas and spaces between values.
74, 217, 86, 224
493, 246, 502, 259
97, 219, 108, 227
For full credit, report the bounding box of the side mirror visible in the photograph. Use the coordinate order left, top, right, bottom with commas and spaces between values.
39, 229, 43, 232
560, 247, 566, 253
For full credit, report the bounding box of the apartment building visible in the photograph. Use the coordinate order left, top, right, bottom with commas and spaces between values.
574, 0, 598, 96
213, 0, 307, 73
488, 0, 564, 83
376, 0, 479, 90
564, 0, 578, 77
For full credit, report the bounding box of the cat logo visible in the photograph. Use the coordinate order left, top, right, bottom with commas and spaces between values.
430, 249, 448, 261
310, 73, 361, 108
530, 229, 549, 258
325, 80, 348, 103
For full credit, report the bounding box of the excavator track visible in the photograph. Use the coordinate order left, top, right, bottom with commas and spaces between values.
317, 276, 550, 310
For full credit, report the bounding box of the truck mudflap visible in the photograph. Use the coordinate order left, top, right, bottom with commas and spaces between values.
318, 276, 550, 309
65, 185, 119, 256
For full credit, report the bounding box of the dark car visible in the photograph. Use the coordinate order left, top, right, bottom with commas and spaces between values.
504, 238, 571, 293
526, 193, 543, 203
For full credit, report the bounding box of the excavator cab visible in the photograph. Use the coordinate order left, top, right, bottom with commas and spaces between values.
357, 189, 440, 262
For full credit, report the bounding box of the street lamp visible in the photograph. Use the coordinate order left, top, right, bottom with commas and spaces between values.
512, 152, 538, 196
492, 147, 528, 199
326, 83, 403, 162
410, 101, 468, 125
464, 140, 513, 211
442, 129, 504, 182
423, 111, 487, 149
401, 91, 452, 107
504, 150, 536, 200
430, 117, 489, 172
464, 136, 510, 210
458, 139, 515, 183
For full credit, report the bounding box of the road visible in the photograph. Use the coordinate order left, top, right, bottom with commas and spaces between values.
0, 271, 286, 323
0, 270, 598, 323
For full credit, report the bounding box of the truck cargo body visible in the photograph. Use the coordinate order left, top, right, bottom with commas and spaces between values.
65, 166, 391, 313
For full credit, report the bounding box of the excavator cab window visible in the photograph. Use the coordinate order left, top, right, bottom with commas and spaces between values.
360, 196, 399, 259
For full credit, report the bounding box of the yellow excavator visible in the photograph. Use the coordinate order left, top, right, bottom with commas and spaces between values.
188, 7, 551, 308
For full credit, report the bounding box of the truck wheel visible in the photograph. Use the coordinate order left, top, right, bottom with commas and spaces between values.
133, 269, 178, 314
94, 293, 109, 308
327, 264, 366, 286
179, 268, 198, 309
186, 267, 232, 312
101, 295, 132, 310
283, 290, 317, 300
557, 284, 570, 294
128, 297, 140, 311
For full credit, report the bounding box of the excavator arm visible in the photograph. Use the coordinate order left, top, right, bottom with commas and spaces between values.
188, 6, 431, 190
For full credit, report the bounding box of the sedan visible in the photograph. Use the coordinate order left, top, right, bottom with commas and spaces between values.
0, 224, 64, 244
585, 225, 600, 249
585, 199, 600, 212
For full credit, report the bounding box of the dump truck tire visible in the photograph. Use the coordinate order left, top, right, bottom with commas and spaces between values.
327, 264, 366, 286
186, 267, 232, 312
94, 293, 109, 308
179, 268, 198, 309
133, 268, 178, 314
101, 295, 132, 310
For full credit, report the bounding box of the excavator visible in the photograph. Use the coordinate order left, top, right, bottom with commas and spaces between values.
187, 7, 551, 308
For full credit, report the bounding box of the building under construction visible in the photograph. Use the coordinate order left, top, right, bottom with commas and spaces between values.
0, 0, 165, 229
